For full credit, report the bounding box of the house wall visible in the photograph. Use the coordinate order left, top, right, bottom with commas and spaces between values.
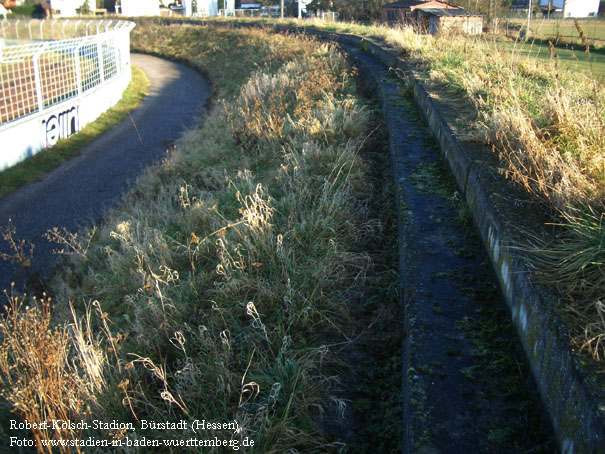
562, 0, 600, 17
382, 7, 408, 24
424, 13, 483, 35
120, 0, 160, 16
51, 0, 95, 16
197, 0, 219, 16
382, 1, 453, 25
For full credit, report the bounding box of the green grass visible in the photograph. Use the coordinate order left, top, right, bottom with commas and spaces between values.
0, 65, 149, 200
506, 18, 605, 44
498, 38, 605, 76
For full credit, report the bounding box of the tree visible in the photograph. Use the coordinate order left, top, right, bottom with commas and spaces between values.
316, 0, 386, 21
307, 0, 333, 12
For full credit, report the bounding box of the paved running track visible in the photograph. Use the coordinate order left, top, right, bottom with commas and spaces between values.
0, 54, 211, 294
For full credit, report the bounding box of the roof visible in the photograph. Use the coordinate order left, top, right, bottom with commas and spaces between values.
418, 7, 482, 16
382, 0, 459, 9
410, 0, 459, 10
382, 1, 423, 8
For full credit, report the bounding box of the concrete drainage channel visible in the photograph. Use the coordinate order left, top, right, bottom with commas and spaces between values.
156, 19, 603, 453
336, 36, 557, 453
297, 28, 604, 453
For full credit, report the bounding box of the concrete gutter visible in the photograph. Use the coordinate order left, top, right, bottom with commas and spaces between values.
307, 28, 604, 454
268, 24, 604, 453
143, 18, 605, 453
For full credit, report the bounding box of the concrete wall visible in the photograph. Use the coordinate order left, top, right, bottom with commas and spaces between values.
437, 15, 483, 34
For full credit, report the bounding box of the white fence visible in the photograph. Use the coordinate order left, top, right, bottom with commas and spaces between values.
0, 19, 135, 170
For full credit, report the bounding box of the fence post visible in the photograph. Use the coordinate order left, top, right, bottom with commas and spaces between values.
97, 35, 105, 84
75, 41, 83, 96
32, 43, 49, 113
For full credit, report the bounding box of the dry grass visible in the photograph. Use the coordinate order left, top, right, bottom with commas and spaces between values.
236, 17, 604, 366
0, 24, 378, 451
384, 23, 604, 364
314, 19, 605, 363
0, 290, 107, 453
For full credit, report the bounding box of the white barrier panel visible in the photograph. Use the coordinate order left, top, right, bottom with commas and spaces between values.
0, 68, 131, 169
0, 20, 135, 171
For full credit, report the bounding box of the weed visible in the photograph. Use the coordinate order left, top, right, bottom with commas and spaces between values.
0, 219, 34, 269
0, 292, 108, 453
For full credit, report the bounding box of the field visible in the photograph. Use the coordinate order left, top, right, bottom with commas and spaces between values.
498, 39, 605, 75
504, 17, 605, 46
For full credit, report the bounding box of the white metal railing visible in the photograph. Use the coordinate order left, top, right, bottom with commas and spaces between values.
0, 19, 135, 126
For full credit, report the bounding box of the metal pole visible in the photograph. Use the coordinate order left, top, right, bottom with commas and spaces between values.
75, 41, 83, 95
527, 0, 532, 38
97, 35, 104, 84
33, 43, 49, 112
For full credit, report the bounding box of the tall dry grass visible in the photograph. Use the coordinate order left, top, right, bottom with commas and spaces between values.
380, 24, 605, 361
260, 17, 604, 363
0, 289, 107, 453
1, 24, 378, 451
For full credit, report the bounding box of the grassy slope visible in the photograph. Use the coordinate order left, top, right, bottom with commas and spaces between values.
0, 23, 391, 453
0, 66, 149, 200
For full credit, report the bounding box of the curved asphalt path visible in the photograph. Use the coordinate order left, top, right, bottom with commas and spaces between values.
0, 54, 211, 294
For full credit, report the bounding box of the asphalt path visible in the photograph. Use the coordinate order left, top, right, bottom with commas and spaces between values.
0, 53, 211, 294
